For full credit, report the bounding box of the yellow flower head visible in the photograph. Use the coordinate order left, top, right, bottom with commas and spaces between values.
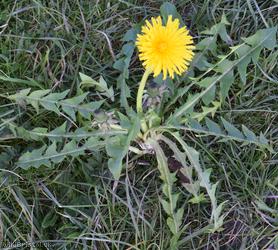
136, 15, 195, 79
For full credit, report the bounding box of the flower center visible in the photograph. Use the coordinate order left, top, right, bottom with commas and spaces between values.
156, 41, 168, 53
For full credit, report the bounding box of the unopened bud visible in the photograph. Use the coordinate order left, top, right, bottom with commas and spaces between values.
93, 109, 108, 123
147, 81, 160, 98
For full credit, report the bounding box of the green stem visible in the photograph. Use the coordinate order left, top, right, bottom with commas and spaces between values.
136, 69, 151, 132
136, 69, 151, 113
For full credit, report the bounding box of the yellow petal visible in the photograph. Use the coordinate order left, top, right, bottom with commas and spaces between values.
136, 15, 195, 79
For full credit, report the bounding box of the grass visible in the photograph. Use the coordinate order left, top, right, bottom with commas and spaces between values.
0, 0, 277, 249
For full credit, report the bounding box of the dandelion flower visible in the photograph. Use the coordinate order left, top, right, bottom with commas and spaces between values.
136, 15, 195, 79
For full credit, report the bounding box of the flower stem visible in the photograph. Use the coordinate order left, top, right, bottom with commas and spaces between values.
136, 69, 151, 113
136, 69, 151, 132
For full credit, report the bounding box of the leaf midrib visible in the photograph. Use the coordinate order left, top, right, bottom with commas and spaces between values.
18, 141, 107, 165
12, 94, 102, 114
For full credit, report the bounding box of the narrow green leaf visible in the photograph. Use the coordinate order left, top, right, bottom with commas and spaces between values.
165, 121, 269, 148
161, 199, 172, 215
28, 89, 51, 113
45, 142, 64, 164
30, 127, 48, 141
122, 28, 138, 42
172, 193, 180, 211
61, 140, 83, 158
8, 88, 31, 101
17, 139, 106, 169
196, 37, 217, 54
221, 117, 244, 139
40, 90, 70, 114
205, 117, 222, 134
167, 217, 177, 234
159, 135, 193, 183
61, 92, 88, 121
122, 43, 134, 57
42, 210, 58, 229
259, 132, 269, 145
168, 27, 277, 122
202, 14, 231, 44
168, 133, 222, 230
197, 77, 218, 105
243, 27, 277, 50
160, 2, 182, 24
107, 115, 140, 180
79, 73, 114, 101
18, 146, 48, 169
216, 59, 234, 101
242, 125, 257, 142
78, 100, 104, 120
235, 44, 251, 84
175, 207, 184, 229
48, 122, 67, 142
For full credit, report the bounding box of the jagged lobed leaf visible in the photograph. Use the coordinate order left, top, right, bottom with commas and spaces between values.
148, 137, 184, 238
17, 138, 106, 169
167, 26, 277, 123
106, 113, 140, 180
8, 121, 127, 142
79, 73, 114, 101
169, 117, 271, 150
168, 133, 224, 231
113, 26, 139, 108
8, 89, 104, 121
